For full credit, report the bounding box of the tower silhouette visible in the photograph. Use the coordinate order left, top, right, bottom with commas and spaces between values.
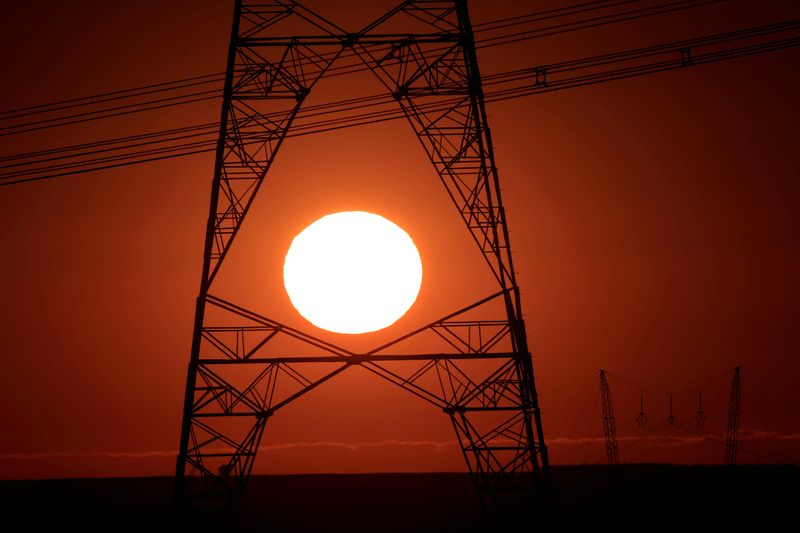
725, 366, 741, 465
174, 0, 550, 523
599, 369, 619, 465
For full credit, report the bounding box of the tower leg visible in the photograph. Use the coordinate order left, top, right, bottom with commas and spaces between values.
600, 369, 620, 465
725, 366, 741, 465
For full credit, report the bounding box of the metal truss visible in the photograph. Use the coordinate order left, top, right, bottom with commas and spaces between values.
599, 369, 619, 465
725, 366, 741, 465
175, 0, 550, 525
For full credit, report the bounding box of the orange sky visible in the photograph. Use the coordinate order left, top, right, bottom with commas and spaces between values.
1, 0, 799, 479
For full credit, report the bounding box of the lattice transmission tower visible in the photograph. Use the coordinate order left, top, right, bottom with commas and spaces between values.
725, 366, 741, 465
173, 0, 550, 524
599, 369, 619, 465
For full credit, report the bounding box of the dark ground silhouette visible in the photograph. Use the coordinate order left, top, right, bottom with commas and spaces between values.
1, 465, 797, 531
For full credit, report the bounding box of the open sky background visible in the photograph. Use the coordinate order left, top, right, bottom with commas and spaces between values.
1, 0, 798, 478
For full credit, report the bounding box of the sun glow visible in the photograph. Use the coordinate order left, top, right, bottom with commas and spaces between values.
283, 211, 423, 334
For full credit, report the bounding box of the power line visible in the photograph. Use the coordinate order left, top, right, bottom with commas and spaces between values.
0, 122, 219, 164
0, 0, 721, 133
1, 17, 797, 186
474, 0, 641, 33
0, 73, 226, 121
0, 90, 220, 138
479, 0, 727, 48
605, 367, 739, 396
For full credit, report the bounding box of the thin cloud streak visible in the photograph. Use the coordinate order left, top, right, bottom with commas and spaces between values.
1, 430, 798, 461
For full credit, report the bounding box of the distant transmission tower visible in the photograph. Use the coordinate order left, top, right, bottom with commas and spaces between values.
636, 392, 647, 428
173, 0, 550, 524
725, 366, 741, 465
599, 369, 619, 465
668, 394, 675, 425
695, 391, 706, 426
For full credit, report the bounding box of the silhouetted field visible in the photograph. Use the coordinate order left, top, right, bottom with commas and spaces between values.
1, 465, 797, 531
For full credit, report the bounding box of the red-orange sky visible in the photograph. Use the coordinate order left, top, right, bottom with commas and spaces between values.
1, 0, 799, 479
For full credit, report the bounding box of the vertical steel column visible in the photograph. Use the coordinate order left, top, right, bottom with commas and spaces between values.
174, 0, 244, 513
600, 369, 620, 465
725, 366, 741, 465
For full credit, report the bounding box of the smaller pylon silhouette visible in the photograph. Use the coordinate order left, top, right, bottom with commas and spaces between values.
636, 393, 647, 428
667, 394, 675, 425
695, 391, 706, 426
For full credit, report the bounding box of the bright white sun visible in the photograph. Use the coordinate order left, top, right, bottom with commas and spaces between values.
283, 211, 423, 334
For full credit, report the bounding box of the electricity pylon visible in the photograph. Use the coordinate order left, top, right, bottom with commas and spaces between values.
725, 366, 741, 465
599, 369, 619, 465
174, 0, 550, 524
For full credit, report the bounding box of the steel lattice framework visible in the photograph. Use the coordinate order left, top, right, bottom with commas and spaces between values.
725, 366, 741, 465
174, 0, 550, 524
599, 369, 619, 465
